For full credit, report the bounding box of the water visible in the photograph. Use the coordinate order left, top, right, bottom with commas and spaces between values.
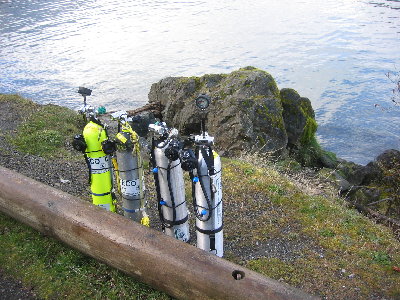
0, 0, 399, 165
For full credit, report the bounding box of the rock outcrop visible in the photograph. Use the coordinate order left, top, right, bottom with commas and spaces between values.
320, 149, 400, 219
148, 66, 317, 158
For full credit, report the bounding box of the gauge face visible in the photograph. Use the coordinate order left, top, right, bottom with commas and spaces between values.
195, 94, 210, 109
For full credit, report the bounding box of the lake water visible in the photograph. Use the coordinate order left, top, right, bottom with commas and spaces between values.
1, 0, 399, 165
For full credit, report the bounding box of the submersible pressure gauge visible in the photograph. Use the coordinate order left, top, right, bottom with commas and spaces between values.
195, 94, 211, 110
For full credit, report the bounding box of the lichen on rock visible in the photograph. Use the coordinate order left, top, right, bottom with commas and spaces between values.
148, 67, 321, 161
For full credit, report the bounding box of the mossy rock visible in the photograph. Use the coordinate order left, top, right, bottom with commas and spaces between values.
148, 67, 288, 157
280, 88, 316, 148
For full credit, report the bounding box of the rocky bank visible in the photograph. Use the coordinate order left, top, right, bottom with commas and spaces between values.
145, 66, 400, 223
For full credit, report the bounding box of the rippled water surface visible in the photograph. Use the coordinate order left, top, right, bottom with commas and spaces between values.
1, 0, 399, 164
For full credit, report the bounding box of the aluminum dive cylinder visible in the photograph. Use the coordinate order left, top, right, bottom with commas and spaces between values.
115, 130, 147, 224
194, 146, 223, 257
152, 137, 190, 242
83, 120, 116, 212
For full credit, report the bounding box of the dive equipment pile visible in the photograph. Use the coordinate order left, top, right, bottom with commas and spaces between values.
149, 94, 223, 256
72, 88, 223, 256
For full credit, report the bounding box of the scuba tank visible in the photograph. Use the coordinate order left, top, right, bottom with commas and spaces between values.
192, 140, 223, 257
180, 94, 223, 257
111, 111, 149, 226
72, 87, 116, 212
149, 122, 190, 242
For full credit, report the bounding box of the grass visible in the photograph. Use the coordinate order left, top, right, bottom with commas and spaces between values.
221, 157, 400, 299
1, 95, 400, 299
0, 212, 170, 300
12, 104, 85, 158
1, 94, 85, 158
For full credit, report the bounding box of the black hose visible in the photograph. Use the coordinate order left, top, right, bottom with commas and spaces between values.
193, 147, 213, 221
151, 138, 165, 231
166, 161, 177, 226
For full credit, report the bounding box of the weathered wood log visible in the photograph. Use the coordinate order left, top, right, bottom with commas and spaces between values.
127, 102, 164, 118
353, 203, 400, 235
0, 166, 317, 300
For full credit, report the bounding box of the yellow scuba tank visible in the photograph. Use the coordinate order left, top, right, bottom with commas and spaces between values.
83, 120, 116, 212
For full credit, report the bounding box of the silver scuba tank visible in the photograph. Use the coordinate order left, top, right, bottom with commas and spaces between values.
192, 133, 223, 257
112, 111, 148, 225
149, 122, 190, 242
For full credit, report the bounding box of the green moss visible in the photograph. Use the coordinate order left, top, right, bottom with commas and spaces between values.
218, 90, 229, 101
372, 251, 391, 266
241, 98, 254, 108
296, 135, 323, 167
252, 99, 285, 132
257, 135, 266, 146
178, 76, 204, 94
300, 117, 318, 145
247, 258, 301, 285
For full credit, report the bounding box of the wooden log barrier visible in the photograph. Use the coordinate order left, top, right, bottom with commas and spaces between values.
0, 166, 318, 300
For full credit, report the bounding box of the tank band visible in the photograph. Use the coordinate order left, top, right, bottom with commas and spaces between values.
163, 214, 189, 226
122, 206, 147, 213
90, 191, 111, 196
195, 223, 223, 235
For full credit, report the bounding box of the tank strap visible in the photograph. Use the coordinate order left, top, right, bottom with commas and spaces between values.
154, 161, 181, 171
85, 149, 103, 154
210, 234, 216, 252
90, 191, 111, 196
163, 214, 189, 226
122, 205, 148, 214
114, 163, 143, 173
195, 223, 223, 235
83, 153, 91, 184
160, 200, 187, 209
121, 196, 146, 202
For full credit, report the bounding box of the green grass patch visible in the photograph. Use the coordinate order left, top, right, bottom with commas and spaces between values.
0, 93, 38, 114
11, 104, 84, 158
222, 158, 400, 299
0, 212, 170, 300
0, 94, 84, 158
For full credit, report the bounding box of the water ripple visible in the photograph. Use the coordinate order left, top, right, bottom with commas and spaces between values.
0, 0, 399, 164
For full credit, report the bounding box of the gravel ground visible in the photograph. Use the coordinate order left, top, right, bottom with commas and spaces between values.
0, 270, 37, 300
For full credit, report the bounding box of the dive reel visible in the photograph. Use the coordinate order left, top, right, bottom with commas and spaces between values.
183, 94, 224, 257
111, 110, 149, 226
72, 87, 116, 212
149, 122, 190, 242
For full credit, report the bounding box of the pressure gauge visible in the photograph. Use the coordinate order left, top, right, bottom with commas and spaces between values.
195, 94, 211, 110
